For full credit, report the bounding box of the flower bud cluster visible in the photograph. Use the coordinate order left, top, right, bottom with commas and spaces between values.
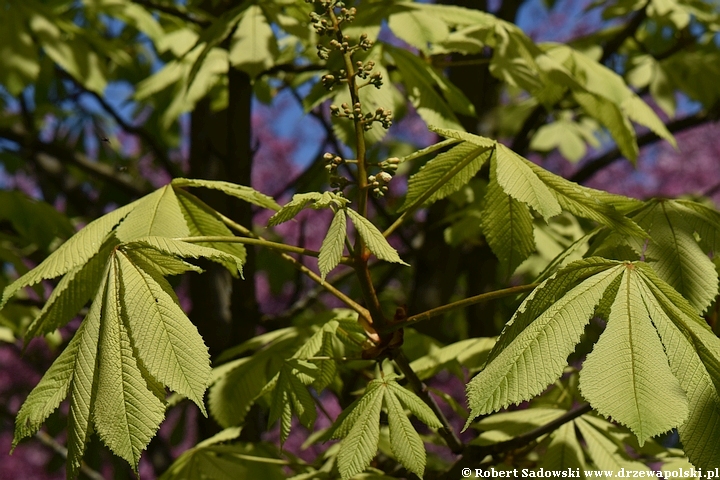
379, 157, 400, 173
366, 107, 393, 130
358, 33, 373, 51
368, 171, 393, 197
323, 152, 343, 173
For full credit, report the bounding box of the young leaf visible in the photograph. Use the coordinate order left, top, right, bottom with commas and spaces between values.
337, 385, 384, 479
25, 238, 118, 339
228, 5, 279, 78
386, 45, 464, 130
267, 360, 318, 445
174, 189, 247, 270
116, 250, 211, 414
318, 209, 347, 280
0, 201, 136, 309
172, 177, 280, 211
494, 144, 561, 220
573, 90, 638, 163
482, 159, 535, 277
579, 267, 688, 445
537, 421, 586, 470
124, 236, 244, 278
267, 192, 323, 226
466, 264, 623, 424
384, 386, 426, 477
386, 381, 442, 428
93, 257, 166, 468
346, 209, 409, 266
116, 185, 190, 242
399, 142, 493, 212
631, 200, 718, 314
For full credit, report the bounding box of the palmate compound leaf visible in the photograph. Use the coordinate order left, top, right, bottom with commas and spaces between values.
116, 185, 190, 242
0, 200, 137, 310
579, 265, 688, 445
171, 177, 280, 211
482, 157, 535, 277
13, 235, 245, 474
345, 209, 409, 266
465, 261, 625, 426
333, 379, 441, 480
267, 359, 318, 446
537, 421, 586, 471
398, 141, 493, 213
635, 264, 720, 469
318, 209, 347, 280
575, 416, 652, 471
268, 192, 349, 227
630, 199, 719, 314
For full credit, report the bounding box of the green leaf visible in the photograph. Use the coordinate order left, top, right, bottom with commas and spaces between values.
482, 160, 535, 277
621, 96, 676, 148
488, 257, 621, 364
25, 238, 117, 339
466, 264, 623, 424
384, 386, 426, 477
631, 200, 718, 313
330, 382, 383, 440
116, 185, 190, 242
186, 3, 250, 89
638, 266, 720, 469
386, 45, 464, 130
319, 209, 347, 280
172, 178, 280, 211
409, 337, 496, 380
65, 277, 105, 479
228, 5, 279, 78
116, 251, 211, 414
1, 201, 136, 309
337, 384, 384, 479
386, 382, 443, 428
388, 9, 449, 51
175, 189, 247, 271
399, 142, 493, 212
267, 192, 323, 226
123, 236, 244, 278
267, 360, 318, 445
93, 257, 166, 468
494, 143, 561, 220
537, 421, 586, 470
346, 209, 408, 266
579, 267, 688, 445
575, 417, 651, 471
573, 91, 638, 163
525, 162, 646, 238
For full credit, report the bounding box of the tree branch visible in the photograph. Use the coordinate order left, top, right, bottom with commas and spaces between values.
441, 403, 593, 478
382, 283, 539, 334
0, 127, 148, 197
65, 75, 180, 177
34, 431, 106, 480
570, 110, 716, 184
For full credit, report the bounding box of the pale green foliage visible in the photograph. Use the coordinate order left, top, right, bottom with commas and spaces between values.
332, 378, 441, 479
319, 209, 347, 280
466, 262, 624, 425
172, 178, 281, 211
346, 209, 409, 265
268, 192, 348, 226
399, 142, 493, 212
580, 269, 688, 445
482, 159, 535, 277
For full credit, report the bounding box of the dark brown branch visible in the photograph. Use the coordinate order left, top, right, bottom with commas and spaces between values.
599, 3, 648, 64
0, 127, 148, 197
570, 110, 716, 184
441, 404, 592, 478
65, 75, 180, 177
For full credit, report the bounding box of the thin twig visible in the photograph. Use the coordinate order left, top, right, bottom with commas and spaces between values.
382, 283, 539, 334
34, 431, 106, 480
130, 0, 211, 27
